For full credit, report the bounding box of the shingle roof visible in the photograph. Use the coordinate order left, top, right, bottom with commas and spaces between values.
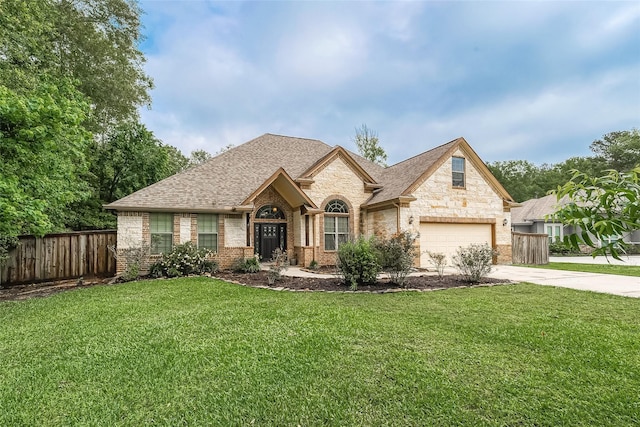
366, 138, 461, 205
105, 133, 511, 212
105, 133, 382, 211
511, 193, 571, 224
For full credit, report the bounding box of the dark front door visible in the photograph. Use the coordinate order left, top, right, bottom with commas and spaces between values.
255, 223, 286, 261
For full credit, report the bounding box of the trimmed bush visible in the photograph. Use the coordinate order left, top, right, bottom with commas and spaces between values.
376, 231, 418, 287
150, 242, 218, 278
427, 251, 447, 279
108, 243, 151, 282
267, 248, 288, 285
336, 237, 381, 290
232, 256, 261, 273
452, 243, 497, 283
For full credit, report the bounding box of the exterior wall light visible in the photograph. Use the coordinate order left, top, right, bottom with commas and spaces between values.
503, 218, 508, 226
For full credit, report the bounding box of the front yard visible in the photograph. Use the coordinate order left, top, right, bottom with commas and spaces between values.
525, 261, 640, 277
0, 278, 638, 426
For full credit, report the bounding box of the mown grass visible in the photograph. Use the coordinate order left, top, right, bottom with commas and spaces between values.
526, 262, 640, 277
0, 278, 638, 426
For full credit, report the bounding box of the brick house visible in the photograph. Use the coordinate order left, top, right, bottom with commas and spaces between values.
105, 133, 517, 272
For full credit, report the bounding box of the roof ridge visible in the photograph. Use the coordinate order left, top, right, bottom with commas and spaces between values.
263, 132, 331, 145
387, 137, 463, 169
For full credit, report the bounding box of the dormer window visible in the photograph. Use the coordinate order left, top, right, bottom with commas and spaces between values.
452, 157, 465, 188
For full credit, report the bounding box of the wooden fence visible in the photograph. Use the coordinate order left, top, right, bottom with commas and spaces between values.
1, 230, 117, 286
512, 232, 549, 265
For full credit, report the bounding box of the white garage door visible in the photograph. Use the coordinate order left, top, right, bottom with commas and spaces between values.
420, 223, 492, 267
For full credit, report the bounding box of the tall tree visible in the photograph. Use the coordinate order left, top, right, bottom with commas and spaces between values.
486, 160, 551, 202
0, 82, 92, 239
187, 149, 213, 168
589, 129, 640, 172
0, 0, 153, 133
353, 124, 388, 167
65, 123, 188, 230
92, 121, 186, 204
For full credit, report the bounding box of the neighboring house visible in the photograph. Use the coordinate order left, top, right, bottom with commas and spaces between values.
511, 193, 640, 247
105, 134, 517, 272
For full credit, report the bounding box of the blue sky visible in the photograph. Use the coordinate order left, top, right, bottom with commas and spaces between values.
138, 0, 639, 166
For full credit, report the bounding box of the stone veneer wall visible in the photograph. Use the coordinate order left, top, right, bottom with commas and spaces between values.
116, 212, 144, 274
179, 215, 191, 244
368, 208, 398, 239
403, 149, 512, 264
304, 156, 373, 266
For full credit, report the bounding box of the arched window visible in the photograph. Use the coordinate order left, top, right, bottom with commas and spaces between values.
256, 205, 285, 220
324, 199, 349, 250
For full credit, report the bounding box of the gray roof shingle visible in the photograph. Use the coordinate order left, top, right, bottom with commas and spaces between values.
105, 133, 382, 211
105, 133, 510, 212
511, 193, 571, 224
366, 138, 461, 205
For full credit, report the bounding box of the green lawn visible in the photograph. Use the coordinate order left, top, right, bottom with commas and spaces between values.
525, 262, 640, 277
1, 278, 638, 426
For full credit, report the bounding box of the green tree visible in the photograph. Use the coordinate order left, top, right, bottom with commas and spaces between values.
488, 157, 609, 203
0, 82, 92, 240
0, 0, 152, 133
590, 129, 640, 172
216, 144, 235, 155
551, 167, 640, 260
187, 149, 212, 168
486, 160, 549, 202
92, 121, 186, 203
353, 124, 387, 167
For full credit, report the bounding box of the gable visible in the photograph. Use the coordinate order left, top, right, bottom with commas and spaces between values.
300, 146, 379, 185
404, 139, 513, 202
303, 155, 373, 209
241, 168, 318, 209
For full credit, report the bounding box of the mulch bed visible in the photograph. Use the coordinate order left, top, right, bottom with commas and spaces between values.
212, 270, 511, 293
0, 270, 512, 301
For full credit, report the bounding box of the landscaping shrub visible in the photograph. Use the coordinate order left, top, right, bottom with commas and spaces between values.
549, 240, 581, 255
232, 256, 261, 273
427, 251, 447, 279
375, 231, 418, 287
108, 243, 151, 282
267, 248, 288, 285
336, 237, 381, 290
452, 243, 497, 283
150, 242, 218, 278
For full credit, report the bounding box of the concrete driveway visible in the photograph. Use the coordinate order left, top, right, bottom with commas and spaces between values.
284, 255, 640, 298
488, 255, 640, 298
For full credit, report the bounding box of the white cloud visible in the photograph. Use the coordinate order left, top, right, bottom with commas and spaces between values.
274, 19, 369, 89
138, 1, 639, 166
383, 66, 640, 164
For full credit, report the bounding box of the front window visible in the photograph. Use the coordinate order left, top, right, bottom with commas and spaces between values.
452, 156, 465, 188
256, 205, 285, 220
198, 214, 218, 252
151, 213, 173, 254
545, 223, 563, 244
601, 235, 622, 248
324, 199, 349, 251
